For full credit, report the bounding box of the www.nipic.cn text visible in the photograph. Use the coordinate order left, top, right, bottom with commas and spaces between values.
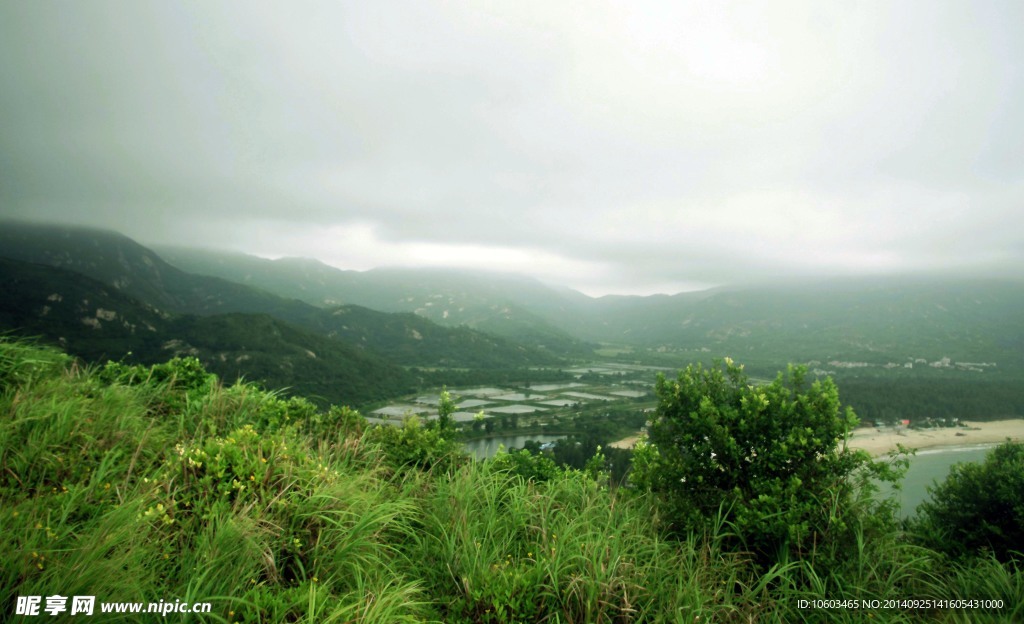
14, 595, 213, 617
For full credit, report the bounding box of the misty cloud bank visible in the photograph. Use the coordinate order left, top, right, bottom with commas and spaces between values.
2, 1, 1022, 295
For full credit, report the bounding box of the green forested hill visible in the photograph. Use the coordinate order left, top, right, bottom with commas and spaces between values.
166, 313, 416, 405
576, 278, 1024, 421
150, 241, 1024, 381
153, 245, 595, 357
579, 277, 1024, 367
0, 221, 562, 370
320, 304, 561, 368
0, 256, 171, 362
0, 257, 414, 406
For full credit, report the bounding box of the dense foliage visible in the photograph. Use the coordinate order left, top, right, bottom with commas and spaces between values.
2, 339, 1022, 622
911, 441, 1024, 563
633, 359, 903, 565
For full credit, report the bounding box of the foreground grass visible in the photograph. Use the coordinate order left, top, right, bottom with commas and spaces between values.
1, 339, 1020, 622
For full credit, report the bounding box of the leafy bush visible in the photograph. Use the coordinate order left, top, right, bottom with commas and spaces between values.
912, 440, 1024, 562
366, 415, 466, 472
97, 356, 216, 416
490, 447, 562, 482
364, 388, 467, 473
632, 358, 898, 564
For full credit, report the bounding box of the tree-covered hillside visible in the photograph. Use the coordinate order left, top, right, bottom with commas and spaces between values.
0, 222, 565, 371
153, 245, 596, 357
0, 258, 415, 406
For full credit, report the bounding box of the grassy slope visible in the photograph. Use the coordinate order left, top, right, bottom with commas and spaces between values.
2, 340, 1021, 623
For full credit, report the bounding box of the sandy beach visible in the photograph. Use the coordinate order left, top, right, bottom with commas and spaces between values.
608, 435, 642, 450
847, 419, 1024, 456
609, 419, 1024, 456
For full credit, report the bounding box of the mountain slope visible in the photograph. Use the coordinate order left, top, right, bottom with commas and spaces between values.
0, 257, 415, 406
152, 244, 1023, 377
153, 245, 595, 356
0, 221, 560, 369
578, 277, 1024, 371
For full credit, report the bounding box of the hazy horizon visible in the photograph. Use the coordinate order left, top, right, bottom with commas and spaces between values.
2, 2, 1022, 296
7, 216, 1020, 300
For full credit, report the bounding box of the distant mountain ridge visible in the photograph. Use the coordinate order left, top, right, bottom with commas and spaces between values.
150, 241, 1024, 378
152, 244, 595, 356
0, 221, 566, 378
576, 277, 1024, 370
4, 221, 1023, 402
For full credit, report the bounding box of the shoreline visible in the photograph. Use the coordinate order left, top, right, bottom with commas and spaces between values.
847, 419, 1024, 457
608, 419, 1024, 457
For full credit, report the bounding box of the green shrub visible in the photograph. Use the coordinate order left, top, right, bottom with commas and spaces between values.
97, 356, 216, 416
633, 358, 899, 565
365, 390, 466, 473
912, 440, 1024, 562
365, 415, 465, 472
490, 447, 562, 482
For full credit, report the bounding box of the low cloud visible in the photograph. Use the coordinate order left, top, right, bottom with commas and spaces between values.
2, 1, 1022, 295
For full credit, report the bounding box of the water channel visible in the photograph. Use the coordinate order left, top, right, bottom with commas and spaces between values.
461, 434, 567, 459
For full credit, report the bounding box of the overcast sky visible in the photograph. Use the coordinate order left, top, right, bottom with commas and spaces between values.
2, 1, 1022, 296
